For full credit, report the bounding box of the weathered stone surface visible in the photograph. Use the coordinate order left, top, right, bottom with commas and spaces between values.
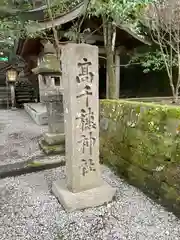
32, 41, 61, 75
45, 91, 64, 134
38, 90, 65, 155
38, 75, 55, 103
44, 132, 65, 145
24, 103, 48, 125
166, 118, 180, 135
52, 179, 116, 212
33, 55, 61, 75
52, 43, 116, 211
39, 139, 65, 155
63, 43, 101, 192
41, 40, 56, 55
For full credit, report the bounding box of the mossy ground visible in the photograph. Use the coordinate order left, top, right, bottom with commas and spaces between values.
100, 99, 180, 217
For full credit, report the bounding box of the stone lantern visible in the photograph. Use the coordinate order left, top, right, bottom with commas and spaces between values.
6, 67, 18, 109
32, 40, 61, 76
32, 40, 62, 100
32, 41, 65, 155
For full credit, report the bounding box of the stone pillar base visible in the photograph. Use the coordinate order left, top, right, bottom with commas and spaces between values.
39, 138, 65, 155
44, 133, 65, 145
52, 179, 116, 212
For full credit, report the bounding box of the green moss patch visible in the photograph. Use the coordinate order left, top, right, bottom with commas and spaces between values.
39, 139, 65, 155
100, 99, 180, 217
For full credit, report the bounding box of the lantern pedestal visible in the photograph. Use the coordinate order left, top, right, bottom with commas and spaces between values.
39, 137, 65, 155
9, 83, 16, 110
43, 132, 65, 145
39, 90, 65, 155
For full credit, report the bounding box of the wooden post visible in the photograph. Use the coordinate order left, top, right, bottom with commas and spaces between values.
115, 52, 120, 98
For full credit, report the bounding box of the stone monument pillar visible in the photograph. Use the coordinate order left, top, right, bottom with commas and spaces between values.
52, 43, 116, 212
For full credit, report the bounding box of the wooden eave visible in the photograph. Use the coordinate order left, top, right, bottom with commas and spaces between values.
25, 1, 149, 44
16, 1, 151, 58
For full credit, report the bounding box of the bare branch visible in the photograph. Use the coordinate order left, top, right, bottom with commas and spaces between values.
46, 0, 61, 58
143, 0, 180, 102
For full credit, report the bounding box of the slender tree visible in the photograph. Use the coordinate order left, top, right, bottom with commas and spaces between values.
88, 0, 153, 99
143, 0, 180, 103
130, 0, 180, 103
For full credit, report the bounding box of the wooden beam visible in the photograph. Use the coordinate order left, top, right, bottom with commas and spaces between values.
58, 31, 104, 42
99, 47, 123, 55
35, 4, 84, 31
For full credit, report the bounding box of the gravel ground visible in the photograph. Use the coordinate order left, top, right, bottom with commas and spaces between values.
0, 166, 180, 240
0, 109, 48, 166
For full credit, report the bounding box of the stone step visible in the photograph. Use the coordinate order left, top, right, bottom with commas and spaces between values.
0, 94, 9, 98
17, 99, 35, 103
0, 87, 11, 108
15, 81, 36, 106
0, 89, 9, 92
0, 93, 10, 97
0, 86, 9, 90
0, 90, 9, 93
16, 89, 34, 91
0, 98, 8, 103
0, 99, 9, 108
15, 88, 34, 91
16, 95, 34, 99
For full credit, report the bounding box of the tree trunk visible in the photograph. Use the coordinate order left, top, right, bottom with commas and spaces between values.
174, 78, 180, 103
106, 48, 116, 99
172, 92, 178, 103
102, 16, 116, 99
171, 90, 177, 104
173, 56, 180, 103
170, 80, 176, 103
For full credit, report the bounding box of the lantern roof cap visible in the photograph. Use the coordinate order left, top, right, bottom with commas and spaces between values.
41, 40, 56, 55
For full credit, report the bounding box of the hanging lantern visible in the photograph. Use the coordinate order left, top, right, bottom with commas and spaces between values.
6, 68, 18, 82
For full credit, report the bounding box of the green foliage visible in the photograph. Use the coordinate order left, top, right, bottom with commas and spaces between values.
89, 0, 149, 19
63, 25, 90, 43
44, 0, 82, 18
100, 99, 180, 216
0, 16, 24, 40
0, 0, 33, 16
0, 0, 44, 54
89, 0, 154, 27
130, 47, 178, 73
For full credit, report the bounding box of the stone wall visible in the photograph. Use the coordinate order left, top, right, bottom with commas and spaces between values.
100, 99, 180, 217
